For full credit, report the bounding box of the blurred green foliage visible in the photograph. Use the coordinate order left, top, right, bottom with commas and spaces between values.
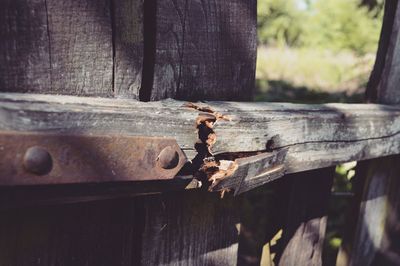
258, 0, 306, 47
258, 0, 383, 55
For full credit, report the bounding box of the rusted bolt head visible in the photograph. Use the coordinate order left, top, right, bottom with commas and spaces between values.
23, 146, 53, 175
157, 146, 179, 169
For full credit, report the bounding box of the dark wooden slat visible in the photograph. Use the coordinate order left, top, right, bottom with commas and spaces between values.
149, 0, 257, 101
367, 0, 400, 105
0, 198, 144, 266
112, 0, 143, 98
0, 0, 51, 93
141, 191, 239, 265
275, 168, 334, 266
46, 0, 113, 96
346, 156, 400, 266
0, 0, 144, 98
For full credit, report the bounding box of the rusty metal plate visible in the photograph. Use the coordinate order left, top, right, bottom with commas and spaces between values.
0, 131, 187, 186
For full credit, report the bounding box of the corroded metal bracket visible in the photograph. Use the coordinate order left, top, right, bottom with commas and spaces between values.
0, 131, 187, 186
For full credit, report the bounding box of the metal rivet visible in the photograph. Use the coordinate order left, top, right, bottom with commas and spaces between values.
23, 146, 53, 175
157, 146, 179, 169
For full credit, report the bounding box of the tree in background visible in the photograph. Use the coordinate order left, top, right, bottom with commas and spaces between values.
305, 0, 382, 55
258, 0, 306, 47
258, 0, 383, 55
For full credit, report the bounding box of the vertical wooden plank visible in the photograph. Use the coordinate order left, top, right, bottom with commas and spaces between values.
339, 1, 400, 265
149, 0, 257, 101
46, 0, 114, 96
141, 191, 239, 265
112, 0, 143, 99
347, 157, 400, 266
276, 168, 335, 266
0, 0, 51, 93
0, 198, 144, 266
366, 0, 400, 104
0, 0, 144, 98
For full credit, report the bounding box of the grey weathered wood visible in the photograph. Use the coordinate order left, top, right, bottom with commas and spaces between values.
141, 191, 239, 265
113, 0, 143, 98
347, 157, 400, 266
276, 168, 334, 266
367, 0, 400, 105
46, 0, 113, 96
149, 0, 257, 101
0, 0, 51, 92
1, 93, 400, 176
0, 0, 144, 98
340, 0, 400, 265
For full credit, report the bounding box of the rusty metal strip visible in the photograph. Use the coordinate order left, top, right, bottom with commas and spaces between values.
0, 131, 187, 186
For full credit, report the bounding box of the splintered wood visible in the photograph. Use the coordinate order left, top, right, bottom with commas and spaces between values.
186, 102, 238, 194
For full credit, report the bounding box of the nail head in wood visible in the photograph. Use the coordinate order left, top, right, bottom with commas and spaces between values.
157, 146, 180, 169
23, 146, 53, 176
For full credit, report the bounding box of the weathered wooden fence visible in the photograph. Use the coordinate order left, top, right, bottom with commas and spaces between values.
0, 0, 399, 265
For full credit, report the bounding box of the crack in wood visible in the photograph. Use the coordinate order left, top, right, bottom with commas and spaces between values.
273, 129, 400, 150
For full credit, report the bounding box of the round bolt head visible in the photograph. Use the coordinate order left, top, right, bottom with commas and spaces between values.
23, 146, 53, 175
157, 146, 180, 169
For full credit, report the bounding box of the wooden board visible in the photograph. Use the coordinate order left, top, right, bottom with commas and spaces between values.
1, 93, 399, 176
148, 0, 257, 101
275, 168, 334, 265
113, 0, 143, 98
140, 191, 239, 265
367, 0, 400, 105
0, 0, 51, 93
0, 0, 144, 98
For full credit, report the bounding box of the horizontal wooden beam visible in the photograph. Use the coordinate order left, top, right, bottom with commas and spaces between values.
1, 93, 400, 180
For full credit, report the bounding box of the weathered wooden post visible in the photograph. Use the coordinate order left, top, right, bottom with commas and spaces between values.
338, 0, 400, 265
0, 0, 256, 265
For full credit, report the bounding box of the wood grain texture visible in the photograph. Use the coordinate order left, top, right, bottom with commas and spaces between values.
368, 0, 400, 104
0, 0, 144, 98
46, 0, 113, 96
349, 157, 400, 266
149, 0, 257, 101
0, 0, 51, 92
1, 93, 399, 175
276, 168, 334, 266
141, 191, 239, 265
112, 0, 143, 98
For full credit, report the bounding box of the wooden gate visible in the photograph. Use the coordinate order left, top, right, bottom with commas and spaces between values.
0, 0, 399, 265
